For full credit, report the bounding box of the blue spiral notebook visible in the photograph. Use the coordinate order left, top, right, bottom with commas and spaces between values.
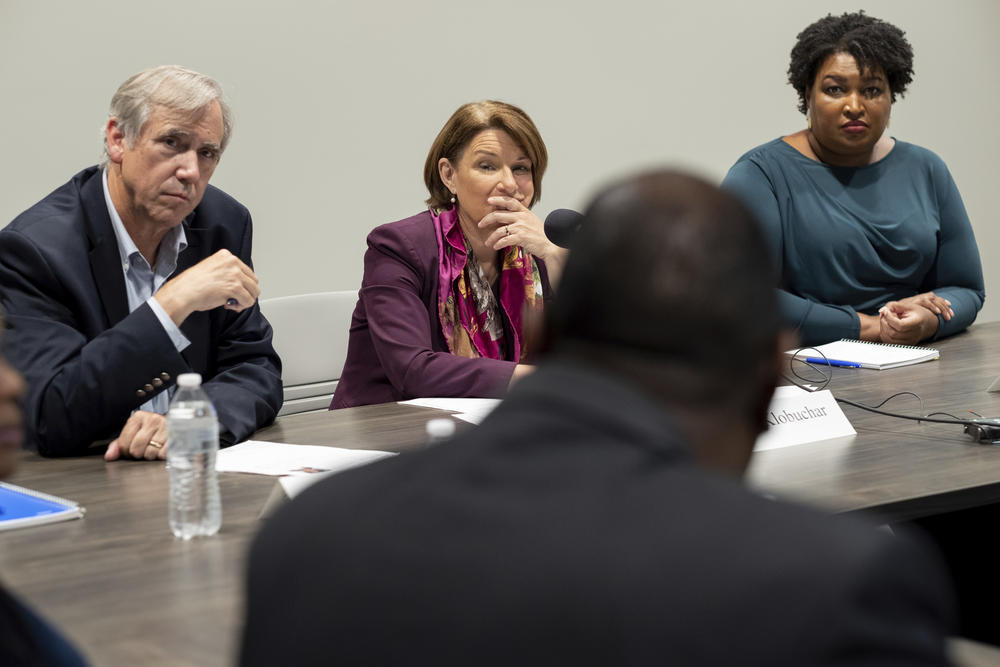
0, 481, 85, 531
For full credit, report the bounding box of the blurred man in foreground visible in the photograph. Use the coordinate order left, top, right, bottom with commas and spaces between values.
241, 170, 954, 665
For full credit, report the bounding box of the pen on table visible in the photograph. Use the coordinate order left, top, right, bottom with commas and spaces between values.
804, 357, 861, 368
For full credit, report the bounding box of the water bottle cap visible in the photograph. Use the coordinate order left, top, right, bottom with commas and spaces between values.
177, 373, 203, 387
425, 418, 456, 440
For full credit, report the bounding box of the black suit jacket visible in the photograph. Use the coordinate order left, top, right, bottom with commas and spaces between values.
0, 166, 282, 455
241, 362, 956, 666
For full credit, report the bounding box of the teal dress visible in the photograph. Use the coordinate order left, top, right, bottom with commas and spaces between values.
722, 138, 984, 346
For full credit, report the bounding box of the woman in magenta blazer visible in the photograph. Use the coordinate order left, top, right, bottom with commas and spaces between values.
331, 101, 566, 408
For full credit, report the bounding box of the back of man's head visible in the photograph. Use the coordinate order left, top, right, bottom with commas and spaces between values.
544, 169, 780, 439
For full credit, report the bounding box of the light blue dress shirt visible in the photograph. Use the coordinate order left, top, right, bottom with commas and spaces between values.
102, 169, 191, 414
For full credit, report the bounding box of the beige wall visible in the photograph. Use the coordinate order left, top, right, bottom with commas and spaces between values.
2, 0, 997, 321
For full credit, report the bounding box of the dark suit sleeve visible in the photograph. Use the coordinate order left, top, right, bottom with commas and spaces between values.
198, 213, 282, 445
828, 532, 956, 666
0, 228, 190, 456
361, 224, 515, 399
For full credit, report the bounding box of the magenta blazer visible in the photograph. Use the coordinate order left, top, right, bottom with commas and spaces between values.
331, 211, 550, 409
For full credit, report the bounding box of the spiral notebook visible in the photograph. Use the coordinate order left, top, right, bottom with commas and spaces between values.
0, 482, 85, 531
787, 339, 940, 370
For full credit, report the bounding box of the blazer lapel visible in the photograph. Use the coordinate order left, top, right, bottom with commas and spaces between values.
80, 171, 129, 327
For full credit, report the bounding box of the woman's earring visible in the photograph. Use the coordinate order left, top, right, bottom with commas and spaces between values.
450, 194, 456, 204
806, 110, 812, 131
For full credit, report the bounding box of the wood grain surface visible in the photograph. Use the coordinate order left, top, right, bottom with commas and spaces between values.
0, 403, 448, 666
748, 323, 1000, 520
3, 326, 1000, 665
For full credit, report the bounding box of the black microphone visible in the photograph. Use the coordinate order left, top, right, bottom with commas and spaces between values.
544, 209, 583, 248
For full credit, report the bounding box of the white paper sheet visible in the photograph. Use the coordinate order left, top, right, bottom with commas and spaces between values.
399, 397, 501, 425
771, 385, 809, 399
278, 471, 337, 499
216, 440, 395, 476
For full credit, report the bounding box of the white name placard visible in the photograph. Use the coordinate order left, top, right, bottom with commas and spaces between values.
754, 386, 856, 451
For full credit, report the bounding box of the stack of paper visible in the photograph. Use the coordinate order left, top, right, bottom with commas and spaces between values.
216, 440, 395, 477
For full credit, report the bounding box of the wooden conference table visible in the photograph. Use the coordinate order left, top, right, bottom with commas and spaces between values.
4, 323, 1000, 665
749, 321, 1000, 519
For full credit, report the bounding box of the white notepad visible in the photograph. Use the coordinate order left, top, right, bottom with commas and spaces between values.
787, 339, 940, 370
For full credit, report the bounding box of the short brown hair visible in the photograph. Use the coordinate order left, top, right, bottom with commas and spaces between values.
423, 101, 548, 211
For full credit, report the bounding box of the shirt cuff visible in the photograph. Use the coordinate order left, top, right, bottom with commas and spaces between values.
146, 296, 191, 352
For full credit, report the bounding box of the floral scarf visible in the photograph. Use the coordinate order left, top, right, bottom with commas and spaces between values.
433, 206, 543, 361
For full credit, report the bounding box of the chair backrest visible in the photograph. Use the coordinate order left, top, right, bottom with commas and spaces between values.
259, 291, 357, 415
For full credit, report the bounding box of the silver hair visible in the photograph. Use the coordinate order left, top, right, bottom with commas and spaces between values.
100, 65, 233, 167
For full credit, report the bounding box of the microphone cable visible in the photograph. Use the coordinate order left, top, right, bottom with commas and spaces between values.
782, 350, 1000, 438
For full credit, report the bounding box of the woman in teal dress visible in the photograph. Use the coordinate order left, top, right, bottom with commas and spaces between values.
723, 11, 984, 347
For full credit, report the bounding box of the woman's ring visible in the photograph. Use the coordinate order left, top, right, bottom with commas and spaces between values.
148, 439, 164, 449
505, 226, 510, 237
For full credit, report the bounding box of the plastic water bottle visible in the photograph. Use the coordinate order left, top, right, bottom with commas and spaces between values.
167, 373, 221, 539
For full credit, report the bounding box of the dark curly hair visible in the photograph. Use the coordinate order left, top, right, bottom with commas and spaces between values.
788, 11, 914, 115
